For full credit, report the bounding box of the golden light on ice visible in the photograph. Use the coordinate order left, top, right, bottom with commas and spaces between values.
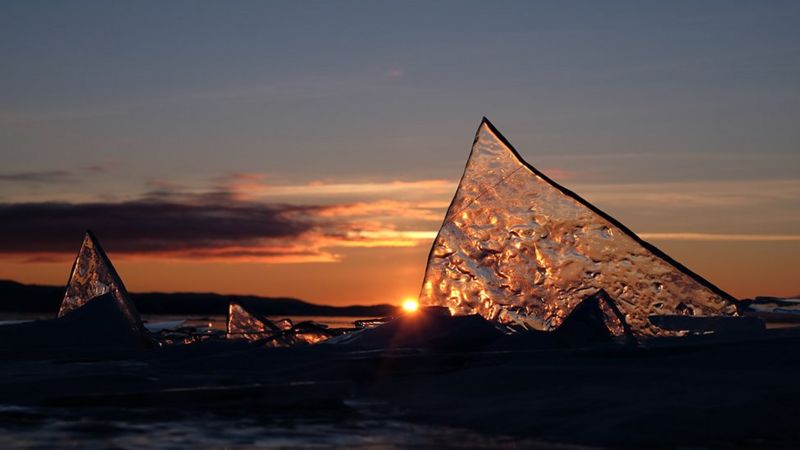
418, 118, 738, 337
401, 298, 419, 313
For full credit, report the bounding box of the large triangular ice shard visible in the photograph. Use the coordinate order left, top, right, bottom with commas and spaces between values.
419, 118, 738, 337
59, 231, 148, 339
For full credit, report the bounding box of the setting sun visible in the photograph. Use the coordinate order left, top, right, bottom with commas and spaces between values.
401, 298, 419, 313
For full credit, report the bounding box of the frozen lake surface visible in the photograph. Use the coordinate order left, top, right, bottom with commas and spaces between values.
0, 404, 555, 449
2, 309, 800, 448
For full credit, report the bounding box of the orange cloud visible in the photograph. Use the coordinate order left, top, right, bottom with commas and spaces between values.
316, 200, 449, 221
0, 189, 444, 264
222, 176, 456, 201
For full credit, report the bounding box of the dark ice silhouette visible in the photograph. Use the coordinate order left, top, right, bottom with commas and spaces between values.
59, 231, 148, 341
0, 293, 147, 355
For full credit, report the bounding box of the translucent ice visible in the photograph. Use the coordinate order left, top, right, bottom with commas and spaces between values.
226, 302, 280, 341
419, 119, 738, 337
227, 302, 332, 346
59, 231, 148, 339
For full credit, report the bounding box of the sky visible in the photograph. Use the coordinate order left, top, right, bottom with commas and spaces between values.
0, 1, 798, 305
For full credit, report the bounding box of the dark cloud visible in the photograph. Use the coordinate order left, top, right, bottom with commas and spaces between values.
0, 198, 316, 255
0, 170, 76, 184
0, 185, 439, 261
0, 163, 115, 185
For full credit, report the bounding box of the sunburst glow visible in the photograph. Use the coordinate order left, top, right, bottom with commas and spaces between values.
401, 298, 419, 313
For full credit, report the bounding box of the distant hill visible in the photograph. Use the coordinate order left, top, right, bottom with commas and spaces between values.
0, 280, 398, 317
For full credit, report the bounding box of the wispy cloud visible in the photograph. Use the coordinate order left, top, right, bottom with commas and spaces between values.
0, 68, 412, 126
0, 108, 128, 123
639, 233, 800, 242
0, 170, 76, 184
82, 160, 117, 174
570, 179, 800, 207
221, 174, 456, 201
2, 170, 797, 264
0, 163, 118, 187
317, 200, 449, 221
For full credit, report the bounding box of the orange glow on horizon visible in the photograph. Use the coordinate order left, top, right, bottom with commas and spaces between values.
0, 237, 798, 306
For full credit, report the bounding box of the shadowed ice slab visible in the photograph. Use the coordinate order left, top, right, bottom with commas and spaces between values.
419, 118, 738, 337
59, 231, 148, 339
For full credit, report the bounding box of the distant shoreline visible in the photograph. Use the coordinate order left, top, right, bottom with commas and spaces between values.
0, 279, 398, 317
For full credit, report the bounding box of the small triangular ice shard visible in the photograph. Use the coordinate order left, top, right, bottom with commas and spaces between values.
227, 302, 332, 345
419, 118, 738, 337
226, 302, 280, 341
59, 231, 148, 338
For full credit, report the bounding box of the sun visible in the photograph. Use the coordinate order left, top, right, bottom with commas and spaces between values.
401, 298, 419, 313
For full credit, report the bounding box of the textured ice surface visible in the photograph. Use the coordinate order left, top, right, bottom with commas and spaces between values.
290, 321, 332, 345
420, 119, 738, 337
59, 231, 147, 338
227, 303, 331, 345
226, 302, 279, 341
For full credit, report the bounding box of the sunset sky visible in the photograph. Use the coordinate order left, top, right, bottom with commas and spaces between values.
1, 1, 798, 305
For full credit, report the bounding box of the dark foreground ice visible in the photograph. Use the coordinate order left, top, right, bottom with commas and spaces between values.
0, 404, 551, 450
1, 304, 800, 449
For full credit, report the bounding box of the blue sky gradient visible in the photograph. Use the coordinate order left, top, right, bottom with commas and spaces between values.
1, 1, 798, 302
